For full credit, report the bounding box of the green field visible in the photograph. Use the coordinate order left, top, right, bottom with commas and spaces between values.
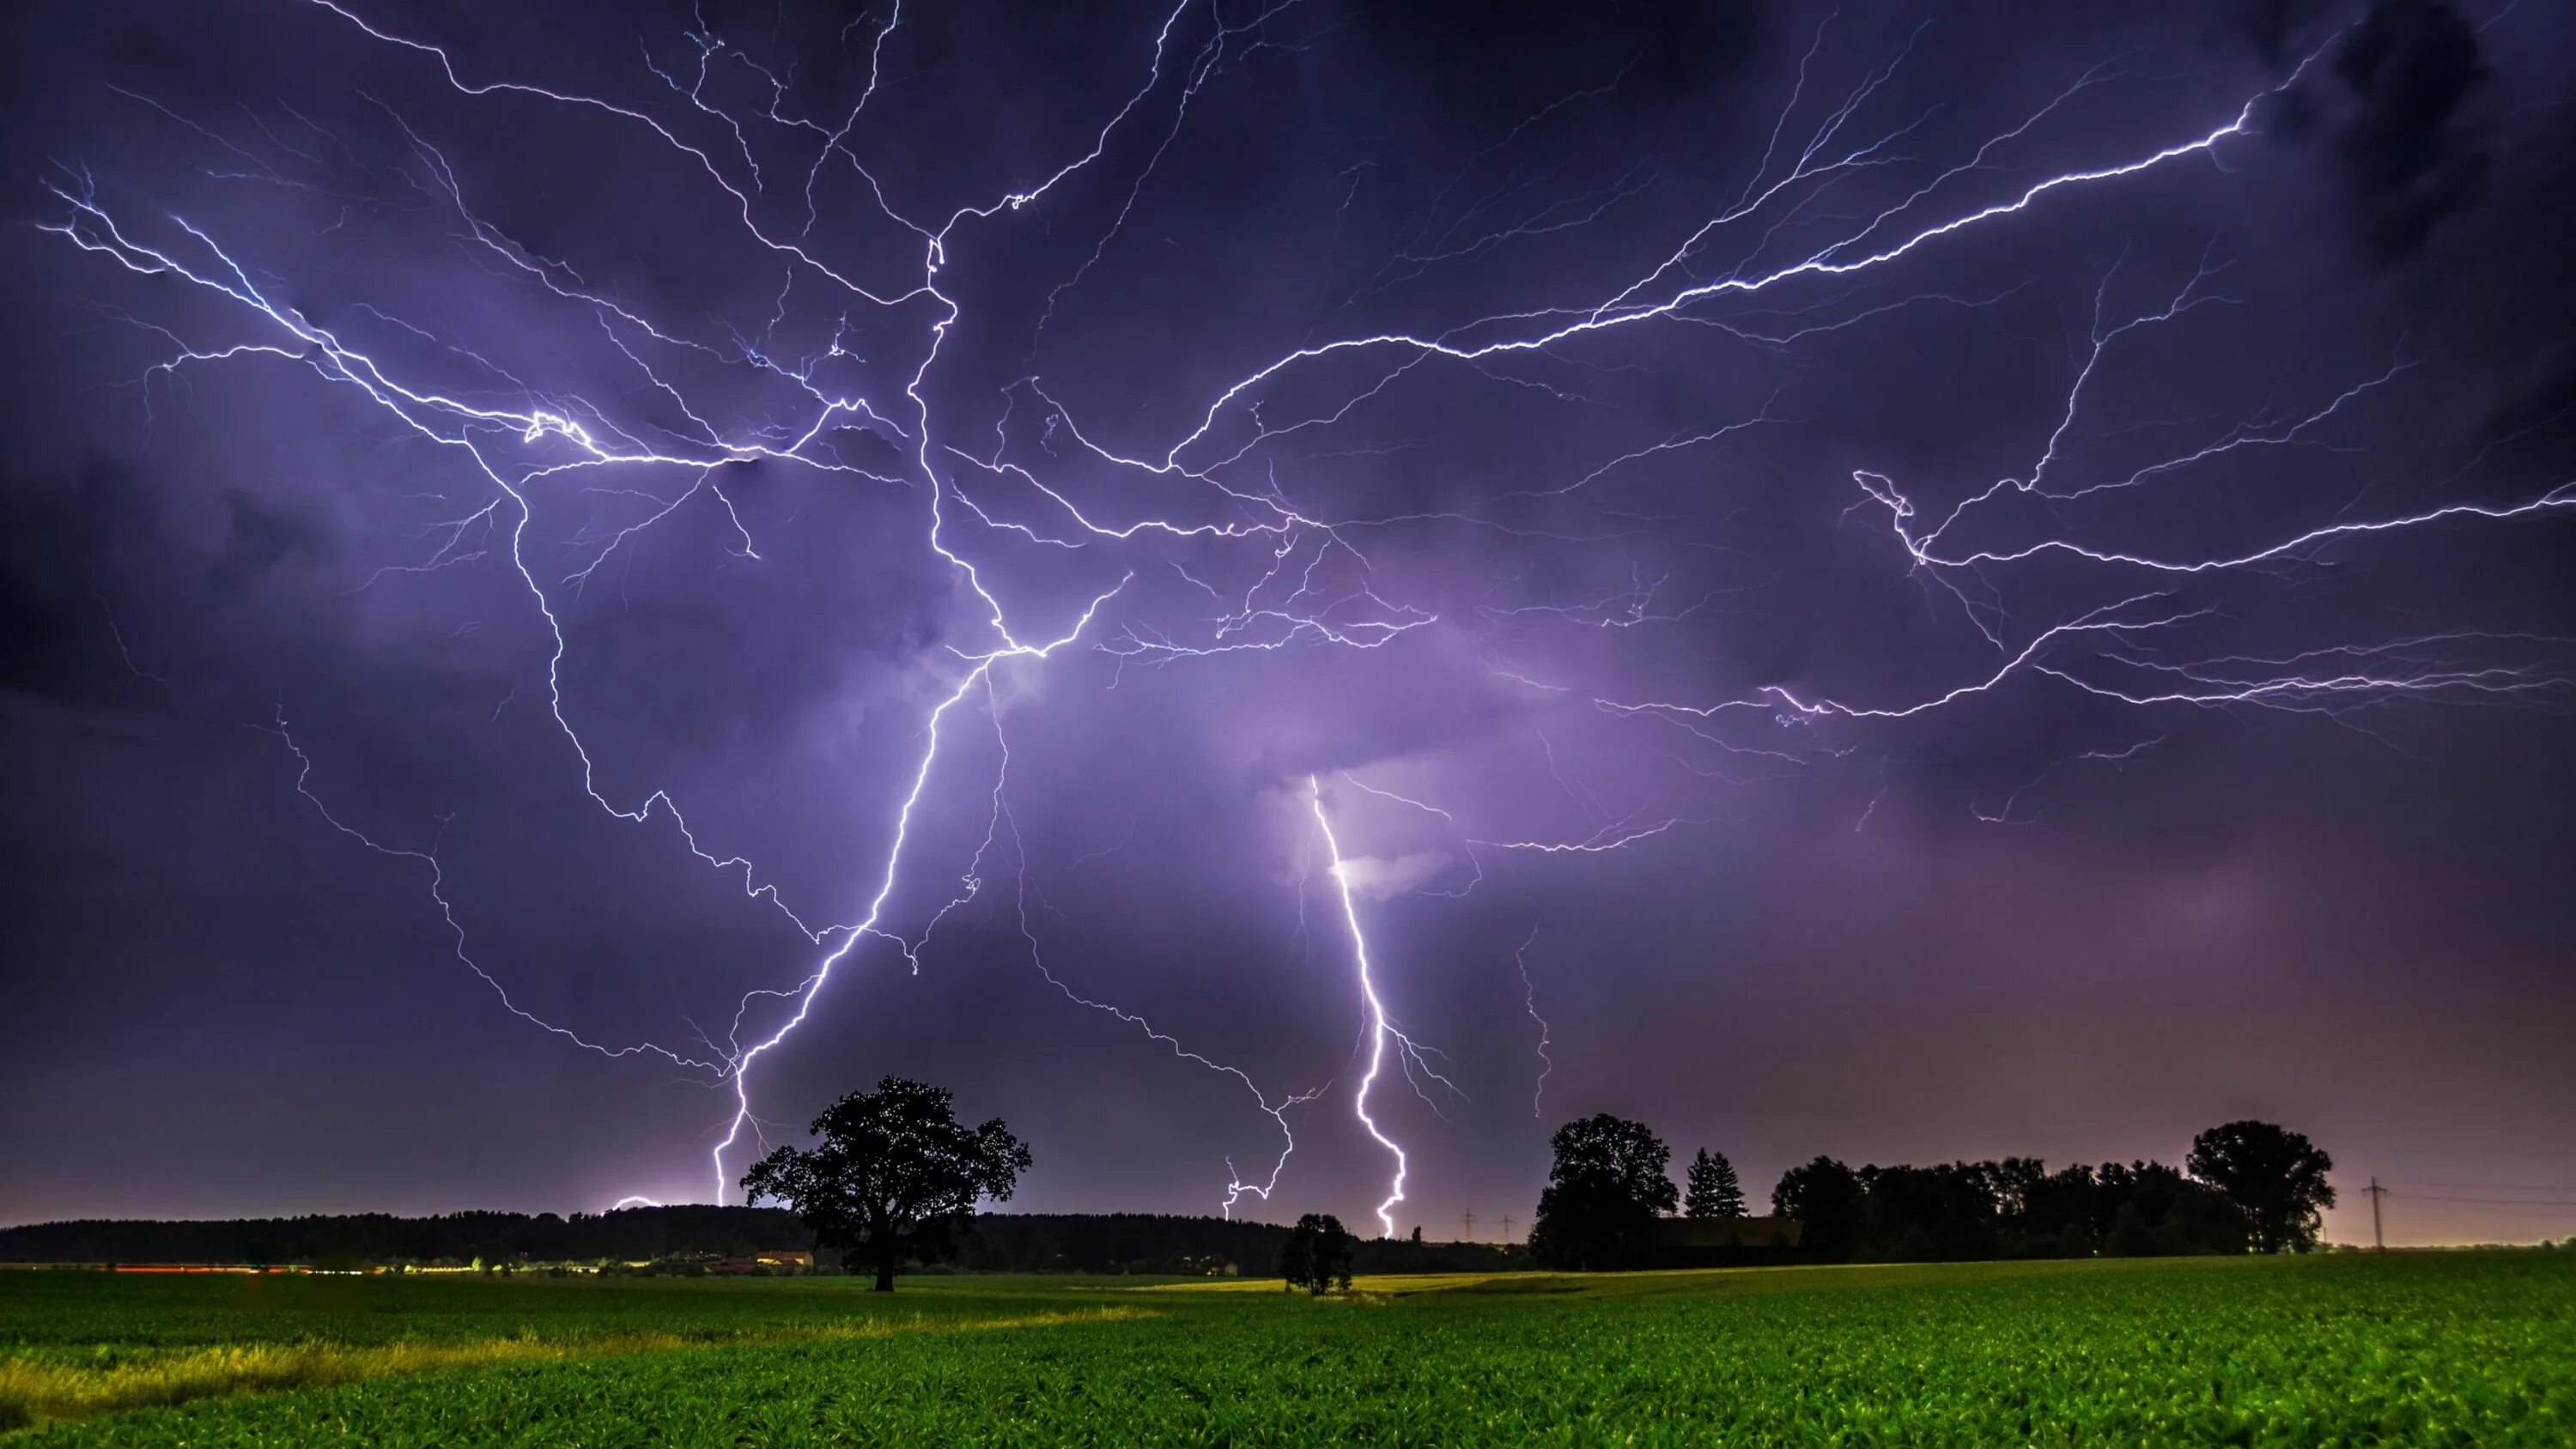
3, 1253, 2568, 1444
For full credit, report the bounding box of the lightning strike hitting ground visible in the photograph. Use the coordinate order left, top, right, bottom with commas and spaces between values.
1306, 775, 1410, 1238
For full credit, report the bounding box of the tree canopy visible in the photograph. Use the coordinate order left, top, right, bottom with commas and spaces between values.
1530, 1113, 1679, 1270
1771, 1156, 1864, 1258
2188, 1119, 2336, 1253
1278, 1213, 1356, 1294
740, 1076, 1031, 1290
1770, 1154, 2251, 1263
1685, 1148, 1747, 1219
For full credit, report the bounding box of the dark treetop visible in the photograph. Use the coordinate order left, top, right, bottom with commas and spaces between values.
1532, 1113, 1679, 1271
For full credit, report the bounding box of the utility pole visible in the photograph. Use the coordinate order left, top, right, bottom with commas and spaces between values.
2364, 1177, 2388, 1252
1459, 1209, 1476, 1242
1499, 1213, 1514, 1245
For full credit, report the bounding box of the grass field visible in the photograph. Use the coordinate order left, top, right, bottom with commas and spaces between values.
3, 1253, 2568, 1444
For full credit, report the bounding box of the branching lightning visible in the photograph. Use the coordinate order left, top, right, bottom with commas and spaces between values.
39, 0, 2572, 1229
1514, 926, 1552, 1121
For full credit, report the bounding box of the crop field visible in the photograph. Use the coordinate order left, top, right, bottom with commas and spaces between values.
3, 1252, 2568, 1444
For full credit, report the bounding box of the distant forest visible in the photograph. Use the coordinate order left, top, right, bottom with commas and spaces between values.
1771, 1156, 2253, 1263
0, 1209, 1523, 1276
4, 1167, 2257, 1275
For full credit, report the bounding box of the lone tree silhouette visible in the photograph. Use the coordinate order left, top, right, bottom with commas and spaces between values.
2187, 1119, 2336, 1254
1685, 1148, 1747, 1219
1531, 1113, 1679, 1270
1278, 1213, 1356, 1294
740, 1076, 1030, 1291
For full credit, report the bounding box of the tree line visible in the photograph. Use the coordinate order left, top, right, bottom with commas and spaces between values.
0, 1206, 1522, 1277
3, 1076, 2342, 1291
1532, 1113, 2340, 1270
0, 1207, 808, 1270
741, 1082, 2340, 1292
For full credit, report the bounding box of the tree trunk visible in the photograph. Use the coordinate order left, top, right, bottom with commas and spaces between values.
874, 1243, 897, 1292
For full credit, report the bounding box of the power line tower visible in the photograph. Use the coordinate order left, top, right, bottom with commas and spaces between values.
1459, 1209, 1476, 1243
2364, 1177, 2388, 1252
1499, 1213, 1514, 1245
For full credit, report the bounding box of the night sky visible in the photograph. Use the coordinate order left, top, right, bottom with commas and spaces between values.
3, 0, 2571, 1248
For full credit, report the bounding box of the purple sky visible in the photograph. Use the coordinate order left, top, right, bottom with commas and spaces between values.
3, 0, 2572, 1247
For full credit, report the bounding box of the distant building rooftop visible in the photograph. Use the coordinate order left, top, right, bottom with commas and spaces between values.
1657, 1216, 1803, 1250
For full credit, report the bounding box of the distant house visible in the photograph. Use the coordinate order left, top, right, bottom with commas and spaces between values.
1654, 1216, 1802, 1267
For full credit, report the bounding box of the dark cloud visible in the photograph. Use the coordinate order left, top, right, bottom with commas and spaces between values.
2332, 0, 2490, 258
0, 462, 143, 702
1352, 0, 1771, 123
2240, 0, 2342, 69
208, 488, 333, 597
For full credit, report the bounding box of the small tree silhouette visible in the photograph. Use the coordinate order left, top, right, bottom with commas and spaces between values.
1685, 1148, 1747, 1219
1279, 1213, 1356, 1294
